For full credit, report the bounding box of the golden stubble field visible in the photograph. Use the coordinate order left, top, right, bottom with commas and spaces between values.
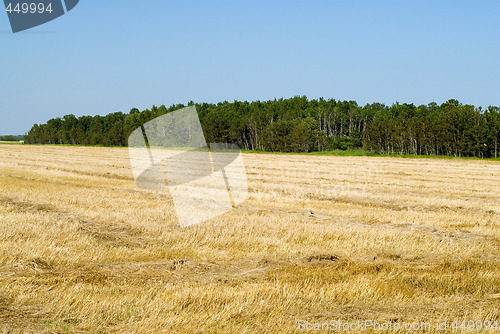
0, 145, 499, 333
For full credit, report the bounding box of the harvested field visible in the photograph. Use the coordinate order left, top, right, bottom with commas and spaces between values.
0, 145, 499, 333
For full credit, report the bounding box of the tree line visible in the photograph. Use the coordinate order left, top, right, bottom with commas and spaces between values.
24, 96, 500, 158
0, 135, 24, 141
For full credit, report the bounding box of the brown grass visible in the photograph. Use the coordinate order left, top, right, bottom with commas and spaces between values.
0, 145, 499, 333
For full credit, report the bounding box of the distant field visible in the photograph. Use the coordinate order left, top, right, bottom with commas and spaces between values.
0, 145, 499, 333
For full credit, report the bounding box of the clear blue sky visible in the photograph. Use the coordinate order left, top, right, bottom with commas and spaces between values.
1, 0, 499, 135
